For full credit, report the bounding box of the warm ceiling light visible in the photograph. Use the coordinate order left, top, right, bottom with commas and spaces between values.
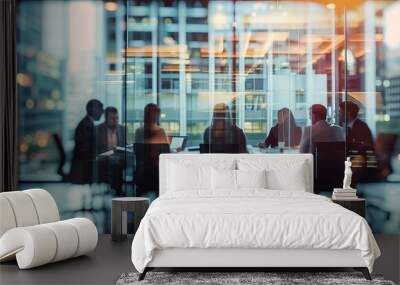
105, 2, 118, 12
326, 3, 336, 10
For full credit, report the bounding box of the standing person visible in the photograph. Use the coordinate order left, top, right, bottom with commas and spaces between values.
339, 101, 373, 149
258, 107, 302, 148
203, 103, 247, 153
300, 104, 344, 154
339, 101, 376, 183
69, 99, 103, 184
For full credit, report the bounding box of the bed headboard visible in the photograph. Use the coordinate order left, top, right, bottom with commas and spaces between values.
159, 153, 314, 195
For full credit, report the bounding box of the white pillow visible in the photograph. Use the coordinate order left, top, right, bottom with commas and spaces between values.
211, 169, 268, 190
211, 168, 237, 190
236, 169, 267, 189
265, 162, 307, 191
168, 162, 211, 191
166, 159, 236, 192
237, 159, 308, 192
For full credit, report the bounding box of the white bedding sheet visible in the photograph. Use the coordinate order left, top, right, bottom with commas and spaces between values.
131, 190, 380, 273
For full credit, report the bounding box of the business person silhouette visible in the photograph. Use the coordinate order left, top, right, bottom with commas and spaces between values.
134, 103, 169, 144
339, 101, 373, 150
203, 103, 247, 153
134, 103, 170, 200
339, 101, 377, 183
259, 108, 301, 148
300, 104, 344, 154
96, 107, 125, 195
69, 99, 103, 184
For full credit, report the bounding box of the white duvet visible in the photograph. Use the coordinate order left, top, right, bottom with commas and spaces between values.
131, 190, 380, 273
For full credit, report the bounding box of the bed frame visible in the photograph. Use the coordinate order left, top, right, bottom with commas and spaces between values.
138, 154, 372, 281
139, 248, 371, 280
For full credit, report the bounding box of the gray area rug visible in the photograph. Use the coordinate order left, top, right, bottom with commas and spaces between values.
116, 272, 396, 285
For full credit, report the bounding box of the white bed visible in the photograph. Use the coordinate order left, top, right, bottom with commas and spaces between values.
131, 154, 380, 280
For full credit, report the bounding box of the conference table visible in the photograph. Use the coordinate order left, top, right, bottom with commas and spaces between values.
181, 145, 300, 154
97, 144, 300, 157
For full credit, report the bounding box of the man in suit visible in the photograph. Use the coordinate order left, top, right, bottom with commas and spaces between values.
96, 107, 125, 154
339, 101, 376, 183
69, 99, 103, 184
339, 101, 374, 149
300, 104, 344, 154
96, 107, 125, 195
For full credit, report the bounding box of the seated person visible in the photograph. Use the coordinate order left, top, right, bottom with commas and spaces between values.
96, 107, 125, 153
95, 107, 125, 195
134, 103, 170, 199
300, 104, 344, 154
134, 103, 169, 144
203, 103, 247, 153
259, 107, 301, 148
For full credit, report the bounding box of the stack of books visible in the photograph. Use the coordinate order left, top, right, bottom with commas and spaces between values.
332, 188, 358, 200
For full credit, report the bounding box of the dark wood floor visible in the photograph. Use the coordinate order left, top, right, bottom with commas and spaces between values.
0, 235, 134, 285
1, 234, 399, 285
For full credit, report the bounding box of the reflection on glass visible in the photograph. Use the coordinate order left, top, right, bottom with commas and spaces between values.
17, 0, 400, 233
127, 1, 342, 150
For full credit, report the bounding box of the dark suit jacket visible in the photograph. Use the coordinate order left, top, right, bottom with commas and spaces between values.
346, 119, 375, 184
263, 124, 302, 148
133, 143, 170, 196
95, 123, 125, 154
347, 118, 374, 150
69, 116, 96, 183
203, 125, 248, 153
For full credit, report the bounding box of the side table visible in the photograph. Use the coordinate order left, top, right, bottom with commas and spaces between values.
332, 198, 366, 218
112, 197, 149, 242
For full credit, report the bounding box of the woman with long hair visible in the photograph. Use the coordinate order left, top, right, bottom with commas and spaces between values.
203, 103, 247, 153
135, 103, 169, 144
134, 103, 169, 199
259, 107, 301, 148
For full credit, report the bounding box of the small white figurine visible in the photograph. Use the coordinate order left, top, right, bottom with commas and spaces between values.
343, 157, 353, 189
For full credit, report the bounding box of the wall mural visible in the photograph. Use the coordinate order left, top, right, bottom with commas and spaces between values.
17, 0, 400, 234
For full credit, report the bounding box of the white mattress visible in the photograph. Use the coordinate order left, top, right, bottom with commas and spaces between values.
131, 190, 380, 273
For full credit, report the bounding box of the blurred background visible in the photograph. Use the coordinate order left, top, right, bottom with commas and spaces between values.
17, 0, 400, 234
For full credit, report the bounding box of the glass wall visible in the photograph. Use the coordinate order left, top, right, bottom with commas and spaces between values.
342, 1, 400, 233
126, 1, 341, 147
17, 0, 127, 233
17, 0, 400, 233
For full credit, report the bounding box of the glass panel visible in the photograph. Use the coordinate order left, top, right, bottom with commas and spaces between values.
17, 0, 127, 233
126, 1, 345, 194
236, 1, 342, 150
16, 0, 400, 234
126, 1, 344, 151
344, 1, 400, 233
